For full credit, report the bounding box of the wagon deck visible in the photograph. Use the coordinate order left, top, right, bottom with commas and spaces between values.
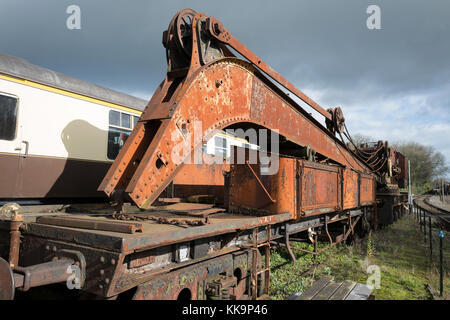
22, 203, 290, 253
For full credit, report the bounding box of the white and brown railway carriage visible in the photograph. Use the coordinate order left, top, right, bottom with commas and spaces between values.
0, 53, 146, 203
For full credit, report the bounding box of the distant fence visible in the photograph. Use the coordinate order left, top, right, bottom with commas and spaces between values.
412, 199, 448, 298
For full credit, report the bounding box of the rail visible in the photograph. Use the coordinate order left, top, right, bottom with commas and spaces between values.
414, 195, 450, 230
424, 195, 450, 215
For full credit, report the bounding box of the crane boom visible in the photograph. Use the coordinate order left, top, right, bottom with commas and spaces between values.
98, 9, 381, 209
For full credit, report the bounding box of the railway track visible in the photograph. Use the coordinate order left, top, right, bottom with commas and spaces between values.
424, 196, 450, 214
414, 195, 450, 230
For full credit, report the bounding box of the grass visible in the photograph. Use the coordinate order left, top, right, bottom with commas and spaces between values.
269, 214, 450, 300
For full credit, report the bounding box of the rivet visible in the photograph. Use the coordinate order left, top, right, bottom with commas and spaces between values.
111, 259, 116, 265
100, 256, 105, 263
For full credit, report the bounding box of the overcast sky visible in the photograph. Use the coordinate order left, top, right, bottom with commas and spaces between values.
1, 0, 449, 175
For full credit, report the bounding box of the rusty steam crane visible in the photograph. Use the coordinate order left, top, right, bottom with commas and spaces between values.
0, 9, 408, 300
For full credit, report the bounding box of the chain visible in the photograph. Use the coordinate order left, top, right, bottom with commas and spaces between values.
112, 212, 209, 227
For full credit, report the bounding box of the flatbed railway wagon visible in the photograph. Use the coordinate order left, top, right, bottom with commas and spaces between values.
0, 9, 409, 300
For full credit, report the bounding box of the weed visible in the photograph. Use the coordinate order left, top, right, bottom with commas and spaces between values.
269, 214, 449, 300
366, 230, 375, 257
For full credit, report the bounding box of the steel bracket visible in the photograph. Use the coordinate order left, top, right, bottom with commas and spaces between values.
57, 249, 87, 288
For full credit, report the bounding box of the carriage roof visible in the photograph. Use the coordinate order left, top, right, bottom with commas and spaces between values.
0, 53, 147, 111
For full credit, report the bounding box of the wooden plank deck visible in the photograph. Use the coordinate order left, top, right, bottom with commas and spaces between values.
288, 276, 374, 300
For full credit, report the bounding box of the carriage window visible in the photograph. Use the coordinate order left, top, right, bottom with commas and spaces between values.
107, 127, 131, 160
107, 110, 139, 160
133, 116, 139, 128
109, 110, 120, 126
121, 113, 131, 129
0, 94, 18, 141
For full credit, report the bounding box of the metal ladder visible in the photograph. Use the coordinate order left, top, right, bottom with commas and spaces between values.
250, 225, 271, 299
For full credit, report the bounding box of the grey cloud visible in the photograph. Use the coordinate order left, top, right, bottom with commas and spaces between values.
1, 0, 449, 168
2, 1, 449, 101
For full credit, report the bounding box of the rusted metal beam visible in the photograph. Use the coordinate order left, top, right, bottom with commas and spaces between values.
170, 207, 226, 218
36, 216, 143, 234
8, 215, 22, 268
284, 231, 296, 264
206, 16, 332, 121
13, 258, 75, 291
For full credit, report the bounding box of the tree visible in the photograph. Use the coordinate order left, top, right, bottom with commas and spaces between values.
351, 133, 374, 147
393, 142, 449, 194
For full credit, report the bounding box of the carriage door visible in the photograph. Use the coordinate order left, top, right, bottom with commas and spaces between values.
0, 92, 22, 199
